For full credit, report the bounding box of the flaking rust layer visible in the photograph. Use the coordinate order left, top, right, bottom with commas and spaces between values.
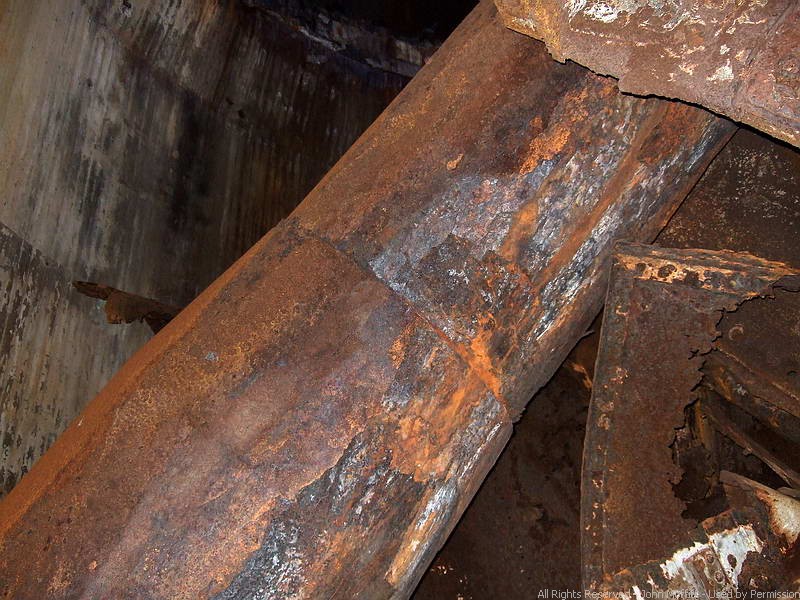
0, 1, 733, 598
583, 243, 798, 590
495, 0, 800, 147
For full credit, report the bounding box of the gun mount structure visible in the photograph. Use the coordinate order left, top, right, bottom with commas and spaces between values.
1, 0, 798, 598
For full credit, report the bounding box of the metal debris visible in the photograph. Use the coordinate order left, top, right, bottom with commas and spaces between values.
495, 0, 800, 147
584, 242, 800, 595
73, 281, 182, 333
599, 473, 800, 597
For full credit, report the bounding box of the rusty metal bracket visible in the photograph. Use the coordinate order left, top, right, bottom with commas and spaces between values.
583, 242, 800, 594
73, 281, 182, 333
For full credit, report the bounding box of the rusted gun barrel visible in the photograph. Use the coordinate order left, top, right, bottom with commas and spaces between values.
0, 1, 733, 598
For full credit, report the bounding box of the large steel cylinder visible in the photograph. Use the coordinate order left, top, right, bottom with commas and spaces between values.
0, 1, 734, 598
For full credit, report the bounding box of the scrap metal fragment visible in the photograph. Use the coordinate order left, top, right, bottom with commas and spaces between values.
702, 393, 800, 490
599, 472, 800, 596
583, 243, 797, 591
709, 282, 800, 419
495, 0, 800, 147
705, 357, 800, 447
74, 281, 182, 333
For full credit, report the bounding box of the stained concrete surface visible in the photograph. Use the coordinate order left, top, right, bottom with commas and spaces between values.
0, 222, 151, 495
413, 128, 800, 598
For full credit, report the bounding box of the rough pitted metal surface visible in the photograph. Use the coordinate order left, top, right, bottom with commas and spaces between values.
413, 126, 800, 600
583, 243, 799, 591
495, 0, 800, 147
0, 2, 732, 598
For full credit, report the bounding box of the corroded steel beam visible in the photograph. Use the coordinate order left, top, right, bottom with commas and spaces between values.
0, 2, 733, 598
495, 0, 800, 147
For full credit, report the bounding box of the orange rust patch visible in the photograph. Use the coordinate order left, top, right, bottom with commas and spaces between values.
499, 198, 539, 263
389, 335, 408, 368
519, 126, 570, 174
388, 375, 486, 483
518, 87, 589, 174
446, 153, 464, 170
466, 315, 503, 399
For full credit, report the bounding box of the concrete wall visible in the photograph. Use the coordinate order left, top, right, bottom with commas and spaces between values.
0, 0, 406, 495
